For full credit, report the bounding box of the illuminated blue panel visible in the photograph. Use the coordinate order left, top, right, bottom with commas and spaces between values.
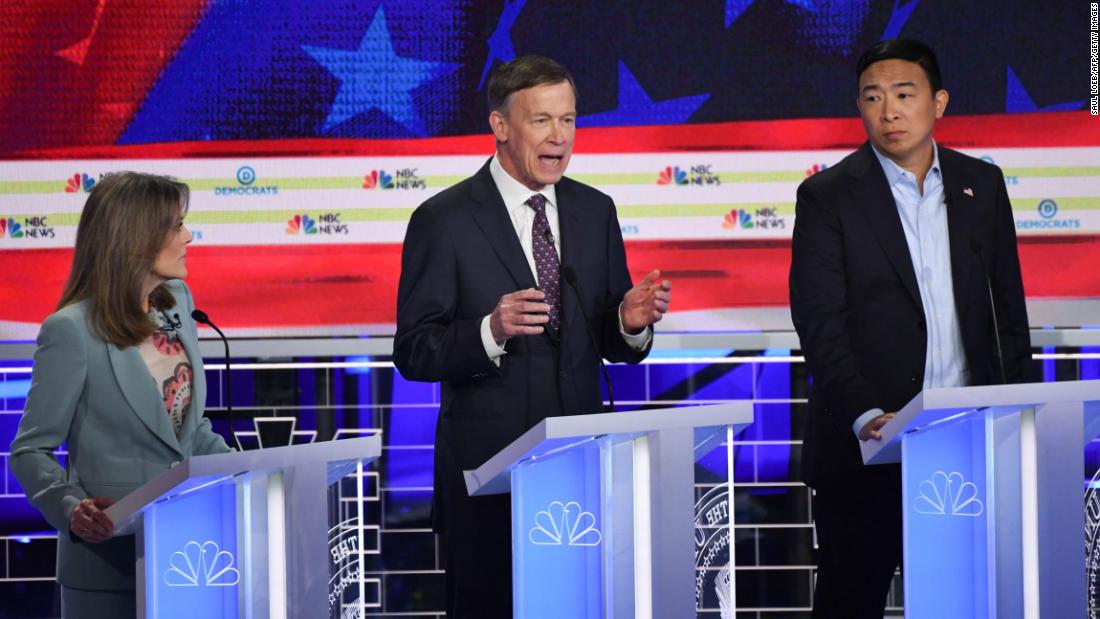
145, 482, 239, 618
1041, 345, 1056, 382
0, 377, 30, 402
748, 349, 792, 483
227, 366, 256, 408
1082, 346, 1100, 381
382, 406, 438, 447
903, 414, 990, 618
512, 443, 603, 618
1, 374, 30, 411
603, 364, 646, 402
0, 418, 20, 456
383, 448, 433, 489
694, 362, 753, 400
390, 369, 436, 406
388, 369, 440, 489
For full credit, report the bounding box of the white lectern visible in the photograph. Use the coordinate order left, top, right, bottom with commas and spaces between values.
464, 403, 754, 619
862, 380, 1100, 619
105, 435, 382, 619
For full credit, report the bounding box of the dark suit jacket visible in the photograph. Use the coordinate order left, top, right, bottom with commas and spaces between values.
394, 159, 650, 534
789, 143, 1032, 487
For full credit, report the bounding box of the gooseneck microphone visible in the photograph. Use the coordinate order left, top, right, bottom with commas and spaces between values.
970, 240, 1008, 385
561, 266, 615, 413
191, 309, 242, 450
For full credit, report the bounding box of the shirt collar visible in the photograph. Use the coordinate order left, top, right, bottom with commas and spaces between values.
490, 154, 558, 212
871, 141, 941, 186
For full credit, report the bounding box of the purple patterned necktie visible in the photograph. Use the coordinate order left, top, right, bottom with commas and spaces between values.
527, 193, 561, 331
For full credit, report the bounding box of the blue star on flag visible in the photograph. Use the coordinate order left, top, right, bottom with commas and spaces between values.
478, 0, 528, 90
726, 0, 816, 28
881, 0, 920, 39
302, 6, 459, 135
579, 61, 709, 128
1004, 66, 1083, 113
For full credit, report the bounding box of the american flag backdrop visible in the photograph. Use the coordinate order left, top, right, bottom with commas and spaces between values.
0, 1, 1095, 337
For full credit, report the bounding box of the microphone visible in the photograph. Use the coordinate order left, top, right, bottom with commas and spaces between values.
191, 309, 242, 450
561, 266, 615, 413
970, 240, 1007, 385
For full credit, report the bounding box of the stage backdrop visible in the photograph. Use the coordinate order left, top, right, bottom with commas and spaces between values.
0, 1, 1094, 339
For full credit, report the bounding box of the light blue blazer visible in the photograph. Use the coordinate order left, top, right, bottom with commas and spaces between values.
9, 279, 230, 590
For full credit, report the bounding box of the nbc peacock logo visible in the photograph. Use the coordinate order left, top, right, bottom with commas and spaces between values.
362, 169, 394, 190
63, 173, 97, 193
0, 218, 23, 238
162, 540, 240, 587
285, 214, 318, 235
657, 166, 688, 186
914, 471, 984, 517
805, 163, 829, 177
528, 501, 602, 547
721, 209, 753, 230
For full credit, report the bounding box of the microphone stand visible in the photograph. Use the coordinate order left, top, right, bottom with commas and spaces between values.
970, 240, 1008, 385
561, 266, 615, 413
191, 309, 242, 450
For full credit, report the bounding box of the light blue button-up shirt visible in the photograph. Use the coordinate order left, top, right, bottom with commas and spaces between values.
853, 144, 970, 437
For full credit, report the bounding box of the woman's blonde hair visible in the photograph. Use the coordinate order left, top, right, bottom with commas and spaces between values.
57, 171, 190, 347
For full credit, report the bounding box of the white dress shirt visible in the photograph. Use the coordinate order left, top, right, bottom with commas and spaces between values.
480, 155, 650, 363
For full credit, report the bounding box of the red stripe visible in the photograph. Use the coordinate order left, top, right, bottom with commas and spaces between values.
0, 1, 208, 155
4, 111, 1095, 160
2, 236, 1097, 330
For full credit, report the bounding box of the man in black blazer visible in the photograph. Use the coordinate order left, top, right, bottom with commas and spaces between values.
789, 39, 1031, 618
394, 56, 671, 618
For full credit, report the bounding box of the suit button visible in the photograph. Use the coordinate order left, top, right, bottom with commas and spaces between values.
911, 375, 919, 384
560, 370, 568, 378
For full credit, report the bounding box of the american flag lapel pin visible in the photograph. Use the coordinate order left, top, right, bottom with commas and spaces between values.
963, 187, 974, 197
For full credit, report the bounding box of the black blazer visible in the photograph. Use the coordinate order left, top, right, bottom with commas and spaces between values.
789, 143, 1032, 486
394, 159, 649, 532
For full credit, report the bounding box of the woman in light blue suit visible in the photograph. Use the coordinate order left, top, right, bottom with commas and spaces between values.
9, 172, 231, 618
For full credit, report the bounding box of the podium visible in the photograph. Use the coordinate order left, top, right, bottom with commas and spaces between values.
464, 403, 753, 619
862, 380, 1100, 618
105, 435, 382, 619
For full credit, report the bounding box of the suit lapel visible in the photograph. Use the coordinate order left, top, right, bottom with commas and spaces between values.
849, 143, 922, 308
939, 147, 978, 320
556, 180, 583, 333
470, 161, 538, 290
107, 341, 183, 456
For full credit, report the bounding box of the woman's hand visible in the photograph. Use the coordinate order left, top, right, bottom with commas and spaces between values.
70, 497, 115, 543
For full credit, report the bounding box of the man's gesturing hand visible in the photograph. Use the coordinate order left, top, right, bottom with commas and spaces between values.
490, 288, 551, 345
620, 270, 672, 334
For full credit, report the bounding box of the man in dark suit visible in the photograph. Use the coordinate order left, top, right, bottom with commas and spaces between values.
789, 39, 1032, 618
394, 55, 671, 618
